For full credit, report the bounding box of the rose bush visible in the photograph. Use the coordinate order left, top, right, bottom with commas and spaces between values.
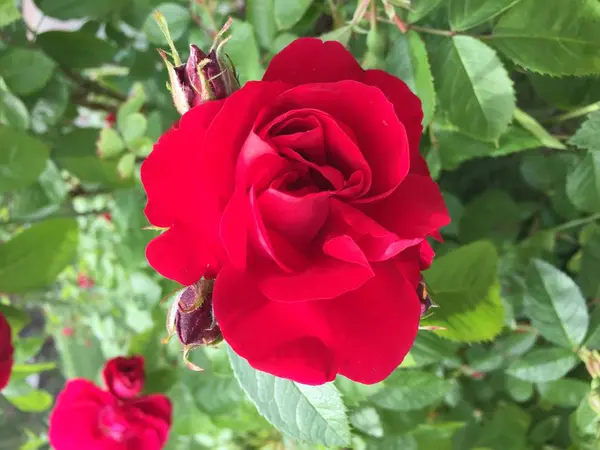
49, 356, 171, 450
142, 38, 449, 385
0, 312, 13, 391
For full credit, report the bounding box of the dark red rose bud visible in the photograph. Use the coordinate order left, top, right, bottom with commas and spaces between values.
0, 312, 14, 391
156, 15, 239, 115
102, 356, 145, 400
175, 279, 221, 347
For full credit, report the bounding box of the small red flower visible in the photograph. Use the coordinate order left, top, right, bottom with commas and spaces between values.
142, 38, 449, 385
102, 356, 145, 400
77, 273, 95, 289
101, 212, 112, 222
0, 312, 14, 391
105, 112, 116, 127
49, 357, 171, 450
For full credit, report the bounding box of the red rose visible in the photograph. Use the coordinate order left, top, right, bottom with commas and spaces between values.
0, 312, 14, 390
103, 356, 145, 400
142, 38, 449, 385
77, 273, 95, 289
49, 380, 171, 450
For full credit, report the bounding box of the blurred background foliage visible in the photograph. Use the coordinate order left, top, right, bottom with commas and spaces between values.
1, 0, 600, 448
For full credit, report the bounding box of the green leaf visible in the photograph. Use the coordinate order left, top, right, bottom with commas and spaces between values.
33, 0, 123, 20
117, 83, 146, 129
0, 127, 49, 193
11, 362, 57, 380
423, 241, 504, 342
493, 330, 538, 358
227, 346, 351, 447
513, 108, 566, 150
386, 31, 436, 126
351, 407, 383, 438
2, 381, 53, 412
567, 151, 600, 213
144, 3, 190, 46
0, 77, 29, 129
274, 0, 314, 30
0, 48, 55, 96
504, 375, 534, 402
492, 0, 600, 76
537, 379, 589, 407
407, 0, 443, 23
121, 113, 148, 147
585, 305, 600, 349
524, 259, 589, 348
410, 332, 461, 367
226, 20, 264, 84
434, 125, 541, 170
506, 347, 578, 382
53, 328, 105, 381
521, 151, 577, 192
53, 129, 134, 188
529, 416, 560, 445
97, 128, 126, 159
0, 218, 78, 293
0, 304, 29, 334
0, 0, 21, 28
449, 0, 521, 31
117, 153, 136, 179
370, 370, 452, 411
247, 0, 277, 50
429, 36, 515, 141
475, 403, 531, 450
37, 31, 118, 69
194, 376, 244, 415
459, 190, 521, 245
529, 74, 600, 110
569, 110, 600, 151
30, 75, 70, 134
320, 26, 353, 47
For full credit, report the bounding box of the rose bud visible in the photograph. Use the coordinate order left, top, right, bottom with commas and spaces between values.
155, 14, 239, 114
102, 356, 145, 400
0, 312, 14, 391
164, 280, 221, 371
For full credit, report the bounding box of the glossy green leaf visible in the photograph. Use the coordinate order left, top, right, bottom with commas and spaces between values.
504, 375, 534, 402
143, 3, 190, 45
569, 110, 600, 151
121, 113, 148, 147
37, 31, 117, 69
0, 0, 21, 28
0, 127, 49, 193
0, 48, 55, 96
0, 218, 78, 293
370, 370, 452, 411
226, 20, 264, 84
435, 125, 541, 170
529, 74, 600, 109
386, 31, 436, 126
274, 0, 313, 30
524, 259, 589, 348
97, 128, 126, 159
0, 77, 29, 129
529, 416, 560, 445
320, 26, 352, 47
476, 403, 531, 450
423, 241, 504, 342
407, 0, 443, 23
34, 0, 123, 19
449, 0, 522, 31
566, 151, 600, 213
228, 347, 351, 447
492, 0, 600, 76
247, 0, 277, 50
538, 379, 589, 407
2, 382, 53, 412
506, 348, 578, 382
429, 36, 515, 141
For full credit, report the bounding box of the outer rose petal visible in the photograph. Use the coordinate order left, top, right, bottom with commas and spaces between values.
214, 263, 421, 385
263, 38, 363, 85
362, 69, 429, 175
0, 312, 13, 391
49, 380, 121, 450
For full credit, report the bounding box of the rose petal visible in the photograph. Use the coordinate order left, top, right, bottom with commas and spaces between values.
263, 38, 363, 85
214, 263, 420, 385
258, 81, 409, 200
359, 174, 450, 239
362, 69, 429, 175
